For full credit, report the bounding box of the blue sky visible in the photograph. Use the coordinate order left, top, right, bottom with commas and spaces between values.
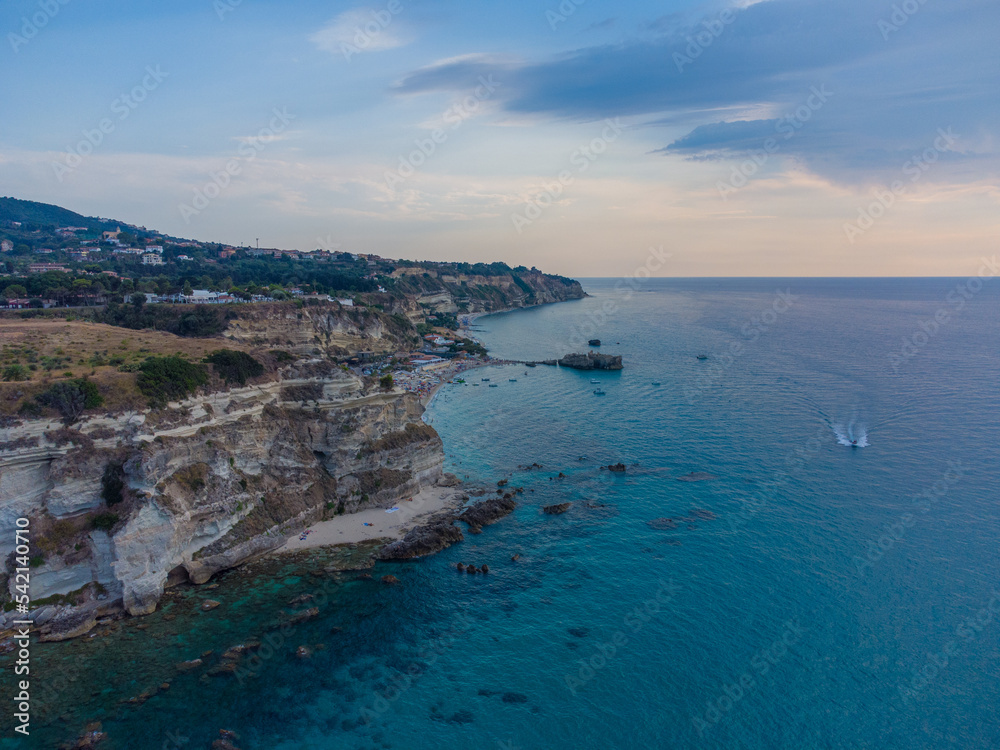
1, 0, 997, 275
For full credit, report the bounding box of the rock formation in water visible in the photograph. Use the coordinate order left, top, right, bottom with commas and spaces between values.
545, 352, 623, 370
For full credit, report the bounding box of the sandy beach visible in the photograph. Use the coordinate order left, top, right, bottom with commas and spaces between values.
277, 483, 467, 552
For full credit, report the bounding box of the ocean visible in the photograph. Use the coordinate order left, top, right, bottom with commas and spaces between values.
6, 277, 1000, 749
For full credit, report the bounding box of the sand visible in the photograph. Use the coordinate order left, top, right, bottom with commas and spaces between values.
276, 483, 467, 552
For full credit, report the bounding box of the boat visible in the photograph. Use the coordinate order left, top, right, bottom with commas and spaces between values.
525, 362, 536, 368
509, 378, 517, 382
589, 339, 601, 346
696, 355, 708, 360
482, 377, 490, 381
593, 388, 606, 395
651, 381, 661, 386
472, 383, 480, 387
455, 378, 465, 383
590, 379, 600, 384
489, 383, 498, 388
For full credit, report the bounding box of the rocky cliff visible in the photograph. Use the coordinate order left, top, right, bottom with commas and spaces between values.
0, 361, 443, 629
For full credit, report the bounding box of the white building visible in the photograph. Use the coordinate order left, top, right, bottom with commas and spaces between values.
142, 253, 164, 265
145, 245, 164, 254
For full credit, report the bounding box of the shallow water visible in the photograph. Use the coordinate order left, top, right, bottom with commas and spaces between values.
5, 278, 999, 749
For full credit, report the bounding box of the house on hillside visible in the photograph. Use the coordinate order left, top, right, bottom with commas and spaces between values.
141, 253, 164, 265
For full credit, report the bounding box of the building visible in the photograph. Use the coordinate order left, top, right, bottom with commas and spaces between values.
68, 250, 90, 261
142, 253, 164, 266
102, 229, 121, 240
145, 245, 164, 254
28, 263, 69, 273
219, 247, 237, 258
177, 254, 193, 261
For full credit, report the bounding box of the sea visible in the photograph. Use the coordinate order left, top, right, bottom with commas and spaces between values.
4, 277, 1000, 750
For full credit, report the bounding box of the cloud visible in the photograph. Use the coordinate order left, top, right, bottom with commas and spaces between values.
309, 8, 409, 56
393, 0, 1000, 185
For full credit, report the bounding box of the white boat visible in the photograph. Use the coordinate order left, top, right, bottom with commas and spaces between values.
590, 379, 600, 384
651, 381, 661, 386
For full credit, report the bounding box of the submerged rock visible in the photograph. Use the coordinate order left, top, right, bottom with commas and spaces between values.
604, 463, 627, 473
200, 600, 221, 611
646, 518, 679, 530
501, 692, 529, 703
676, 472, 717, 482
543, 503, 572, 515
381, 575, 399, 585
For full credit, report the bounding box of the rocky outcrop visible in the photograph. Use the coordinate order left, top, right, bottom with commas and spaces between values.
543, 503, 572, 515
378, 521, 464, 560
458, 494, 517, 533
556, 352, 623, 370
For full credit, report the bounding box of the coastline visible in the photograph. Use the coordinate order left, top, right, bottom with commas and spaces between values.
277, 482, 468, 552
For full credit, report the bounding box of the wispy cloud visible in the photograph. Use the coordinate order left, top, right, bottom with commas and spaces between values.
309, 7, 409, 56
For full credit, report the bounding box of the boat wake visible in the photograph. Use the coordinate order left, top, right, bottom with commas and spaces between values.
832, 420, 869, 447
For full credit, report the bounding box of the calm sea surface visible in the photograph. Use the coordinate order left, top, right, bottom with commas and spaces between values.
7, 278, 1000, 749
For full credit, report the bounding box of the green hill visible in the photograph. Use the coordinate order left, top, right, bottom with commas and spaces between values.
0, 197, 117, 231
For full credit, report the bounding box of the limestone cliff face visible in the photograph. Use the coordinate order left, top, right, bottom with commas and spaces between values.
388, 269, 586, 317
223, 303, 416, 358
0, 365, 442, 618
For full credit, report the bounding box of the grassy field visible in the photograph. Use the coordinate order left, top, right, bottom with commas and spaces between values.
0, 319, 250, 416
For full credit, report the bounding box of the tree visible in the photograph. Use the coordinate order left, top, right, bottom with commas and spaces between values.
131, 292, 146, 310
3, 284, 26, 298
182, 280, 193, 296
379, 374, 394, 391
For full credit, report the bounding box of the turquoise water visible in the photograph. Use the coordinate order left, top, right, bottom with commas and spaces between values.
7, 278, 1000, 749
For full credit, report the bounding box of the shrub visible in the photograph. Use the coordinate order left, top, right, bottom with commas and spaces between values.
2, 364, 28, 382
204, 350, 264, 385
137, 356, 209, 408
90, 512, 119, 532
101, 461, 126, 506
379, 374, 394, 390
35, 379, 104, 424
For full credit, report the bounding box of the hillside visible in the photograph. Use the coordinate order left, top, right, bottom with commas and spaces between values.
0, 196, 116, 232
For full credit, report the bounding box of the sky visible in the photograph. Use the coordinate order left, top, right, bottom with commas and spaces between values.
1, 0, 997, 277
